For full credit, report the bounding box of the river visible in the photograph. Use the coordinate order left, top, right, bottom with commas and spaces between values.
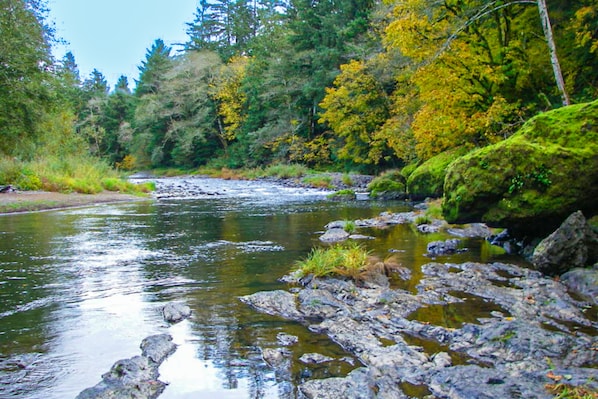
0, 177, 518, 398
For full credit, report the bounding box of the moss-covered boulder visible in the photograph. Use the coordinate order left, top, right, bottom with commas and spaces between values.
407, 147, 469, 200
443, 100, 598, 236
367, 170, 407, 200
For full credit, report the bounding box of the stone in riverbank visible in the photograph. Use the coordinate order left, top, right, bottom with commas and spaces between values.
76, 334, 177, 399
240, 260, 597, 398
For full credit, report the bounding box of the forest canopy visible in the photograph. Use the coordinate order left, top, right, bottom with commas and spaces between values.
1, 0, 597, 176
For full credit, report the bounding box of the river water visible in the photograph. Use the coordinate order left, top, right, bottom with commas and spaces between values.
0, 177, 518, 398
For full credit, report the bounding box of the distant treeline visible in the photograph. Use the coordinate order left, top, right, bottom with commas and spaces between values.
1, 0, 597, 174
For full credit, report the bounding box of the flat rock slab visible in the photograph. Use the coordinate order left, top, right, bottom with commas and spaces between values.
76, 334, 177, 399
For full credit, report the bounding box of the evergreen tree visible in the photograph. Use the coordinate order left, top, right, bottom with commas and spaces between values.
114, 75, 131, 94
135, 39, 172, 97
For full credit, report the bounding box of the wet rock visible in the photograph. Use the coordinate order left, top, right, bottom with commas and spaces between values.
277, 332, 299, 346
417, 223, 440, 234
299, 353, 335, 364
162, 302, 192, 323
262, 347, 291, 368
319, 227, 350, 243
560, 266, 598, 305
349, 234, 374, 240
140, 334, 177, 365
242, 259, 597, 398
239, 290, 303, 321
426, 239, 462, 256
76, 334, 176, 399
298, 368, 378, 399
532, 211, 598, 275
447, 223, 492, 238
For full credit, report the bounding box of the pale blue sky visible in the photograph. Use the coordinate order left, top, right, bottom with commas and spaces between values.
49, 0, 199, 89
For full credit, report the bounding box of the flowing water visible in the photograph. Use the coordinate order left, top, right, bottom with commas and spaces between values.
0, 177, 521, 398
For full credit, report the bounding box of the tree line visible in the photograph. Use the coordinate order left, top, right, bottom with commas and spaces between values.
1, 0, 597, 175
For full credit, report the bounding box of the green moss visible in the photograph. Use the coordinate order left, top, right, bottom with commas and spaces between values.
443, 100, 598, 235
367, 170, 407, 199
407, 147, 469, 199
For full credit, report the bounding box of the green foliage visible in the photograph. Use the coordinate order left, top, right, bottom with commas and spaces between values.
0, 0, 55, 158
294, 243, 371, 280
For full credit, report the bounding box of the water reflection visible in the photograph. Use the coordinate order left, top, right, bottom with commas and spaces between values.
0, 178, 520, 398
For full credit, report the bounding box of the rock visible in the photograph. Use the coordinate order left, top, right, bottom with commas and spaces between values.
406, 147, 469, 200
426, 239, 462, 256
532, 211, 598, 275
299, 368, 377, 399
162, 302, 192, 323
417, 224, 440, 233
242, 259, 597, 398
443, 100, 598, 237
277, 332, 299, 346
447, 223, 492, 238
367, 170, 408, 200
299, 353, 335, 364
560, 266, 598, 305
239, 290, 303, 321
262, 347, 291, 368
76, 334, 176, 399
319, 227, 350, 243
140, 334, 177, 365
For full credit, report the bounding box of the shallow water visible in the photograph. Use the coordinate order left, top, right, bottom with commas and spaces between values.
0, 177, 521, 398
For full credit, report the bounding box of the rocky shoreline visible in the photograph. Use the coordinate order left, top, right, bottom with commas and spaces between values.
241, 211, 598, 399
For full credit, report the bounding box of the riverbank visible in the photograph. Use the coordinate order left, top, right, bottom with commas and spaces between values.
0, 190, 149, 214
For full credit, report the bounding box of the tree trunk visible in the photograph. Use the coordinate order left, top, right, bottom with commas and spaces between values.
537, 0, 570, 106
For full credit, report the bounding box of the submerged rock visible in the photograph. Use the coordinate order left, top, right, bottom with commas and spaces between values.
76, 334, 177, 399
299, 353, 335, 365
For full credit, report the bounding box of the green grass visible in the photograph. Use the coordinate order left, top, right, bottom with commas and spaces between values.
294, 243, 371, 280
302, 175, 333, 188
0, 155, 153, 195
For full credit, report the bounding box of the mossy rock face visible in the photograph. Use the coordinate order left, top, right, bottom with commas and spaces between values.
407, 147, 469, 200
367, 170, 407, 199
443, 100, 598, 236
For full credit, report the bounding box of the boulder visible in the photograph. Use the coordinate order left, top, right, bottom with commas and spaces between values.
443, 100, 598, 237
162, 302, 192, 323
406, 147, 469, 200
532, 211, 598, 275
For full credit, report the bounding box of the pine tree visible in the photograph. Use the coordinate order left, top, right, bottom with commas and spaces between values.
135, 39, 172, 96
